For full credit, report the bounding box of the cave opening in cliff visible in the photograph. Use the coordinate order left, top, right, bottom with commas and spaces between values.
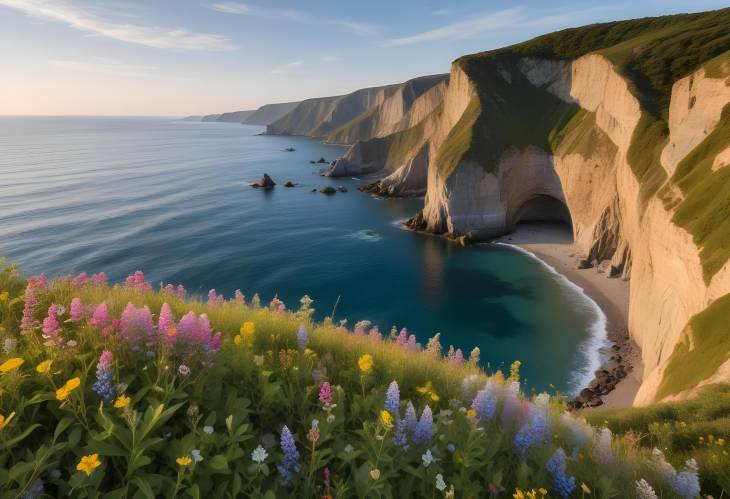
510, 194, 573, 242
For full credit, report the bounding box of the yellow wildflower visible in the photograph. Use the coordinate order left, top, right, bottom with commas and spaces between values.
358, 354, 373, 374
509, 360, 521, 381
0, 291, 8, 301
0, 357, 24, 373
241, 321, 255, 335
430, 392, 440, 402
76, 454, 101, 476
36, 359, 53, 374
176, 455, 192, 466
466, 408, 477, 418
526, 490, 537, 499
581, 482, 591, 494
380, 410, 394, 429
0, 412, 16, 430
56, 377, 81, 401
234, 334, 242, 345
370, 468, 380, 480
513, 489, 525, 499
416, 381, 432, 395
114, 395, 131, 409
717, 438, 725, 446
538, 488, 548, 497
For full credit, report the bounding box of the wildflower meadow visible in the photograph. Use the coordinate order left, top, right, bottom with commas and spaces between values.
0, 259, 727, 498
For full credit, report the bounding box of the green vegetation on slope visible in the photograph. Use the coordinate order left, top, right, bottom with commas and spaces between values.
358, 109, 432, 169
585, 384, 730, 495
656, 293, 730, 400
626, 113, 670, 205
670, 104, 730, 282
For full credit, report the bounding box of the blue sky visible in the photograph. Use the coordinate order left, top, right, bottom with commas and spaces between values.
1, 0, 726, 115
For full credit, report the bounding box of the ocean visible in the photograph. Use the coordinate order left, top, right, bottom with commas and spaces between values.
0, 116, 608, 393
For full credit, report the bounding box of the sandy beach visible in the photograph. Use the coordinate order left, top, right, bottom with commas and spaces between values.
494, 224, 643, 409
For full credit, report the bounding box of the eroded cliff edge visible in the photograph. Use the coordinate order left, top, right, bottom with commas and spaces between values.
402, 10, 730, 404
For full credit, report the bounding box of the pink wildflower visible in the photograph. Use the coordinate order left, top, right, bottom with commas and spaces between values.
20, 285, 38, 334
42, 304, 62, 345
125, 270, 151, 291
91, 272, 107, 287
73, 272, 89, 287
368, 326, 382, 343
27, 274, 48, 289
234, 289, 244, 307
91, 302, 111, 333
120, 303, 154, 343
158, 302, 174, 333
407, 334, 417, 351
396, 328, 408, 346
69, 298, 84, 322
319, 382, 333, 407
453, 348, 464, 365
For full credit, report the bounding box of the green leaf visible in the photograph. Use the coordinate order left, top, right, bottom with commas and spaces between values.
53, 417, 74, 441
186, 484, 201, 499
131, 477, 155, 499
207, 454, 230, 474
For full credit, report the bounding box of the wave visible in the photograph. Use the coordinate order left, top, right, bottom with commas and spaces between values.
345, 229, 382, 242
495, 242, 611, 396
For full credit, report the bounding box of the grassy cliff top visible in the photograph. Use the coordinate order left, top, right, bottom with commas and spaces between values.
0, 260, 728, 496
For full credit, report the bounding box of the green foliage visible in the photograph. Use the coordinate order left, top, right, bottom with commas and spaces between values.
585, 384, 730, 495
0, 262, 725, 497
359, 116, 430, 169
435, 97, 481, 177
670, 104, 730, 282
626, 113, 669, 205
656, 293, 730, 401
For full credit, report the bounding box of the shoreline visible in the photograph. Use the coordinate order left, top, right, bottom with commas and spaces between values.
493, 225, 642, 410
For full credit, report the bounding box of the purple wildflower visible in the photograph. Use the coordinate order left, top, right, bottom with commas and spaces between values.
318, 382, 333, 407
452, 348, 464, 365
297, 325, 308, 351
92, 350, 115, 401
90, 302, 111, 333
514, 402, 550, 457
501, 381, 521, 426
69, 298, 83, 322
394, 417, 408, 449
42, 304, 62, 345
120, 303, 154, 344
384, 381, 400, 416
594, 428, 615, 468
471, 380, 497, 423
277, 425, 300, 486
413, 405, 434, 444
546, 448, 576, 498
404, 401, 418, 432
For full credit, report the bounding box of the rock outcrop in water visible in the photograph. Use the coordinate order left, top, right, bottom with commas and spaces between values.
251, 173, 276, 189
266, 8, 730, 405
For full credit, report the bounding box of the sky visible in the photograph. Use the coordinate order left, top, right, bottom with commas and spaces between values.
0, 0, 727, 116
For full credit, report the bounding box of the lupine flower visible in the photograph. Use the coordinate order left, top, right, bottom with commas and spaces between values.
76, 454, 101, 476
561, 413, 594, 449
546, 448, 576, 498
158, 303, 174, 335
468, 347, 480, 365
407, 334, 418, 351
20, 285, 38, 333
514, 402, 550, 457
69, 298, 83, 322
92, 351, 115, 401
405, 401, 418, 433
22, 478, 43, 498
207, 289, 224, 307
353, 321, 369, 336
413, 405, 434, 444
297, 325, 308, 351
396, 328, 408, 346
501, 381, 521, 426
234, 289, 244, 306
425, 333, 442, 357
452, 348, 464, 365
394, 417, 408, 449
635, 479, 659, 499
251, 445, 268, 463
318, 382, 333, 407
125, 270, 151, 291
435, 473, 446, 492
72, 272, 88, 287
460, 374, 480, 400
471, 380, 497, 423
594, 428, 615, 468
120, 303, 154, 344
384, 381, 400, 415
191, 449, 203, 463
670, 459, 700, 499
277, 425, 301, 486
42, 304, 62, 345
90, 302, 111, 333
175, 284, 186, 300
91, 272, 107, 287
28, 274, 48, 289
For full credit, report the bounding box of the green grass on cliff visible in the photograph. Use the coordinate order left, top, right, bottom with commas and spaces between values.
670, 104, 730, 283
585, 384, 730, 495
656, 293, 730, 401
358, 109, 432, 169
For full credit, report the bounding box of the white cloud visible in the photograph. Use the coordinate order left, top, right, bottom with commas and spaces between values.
320, 55, 339, 63
211, 2, 378, 36
50, 58, 155, 78
383, 5, 624, 47
0, 0, 236, 51
271, 60, 304, 74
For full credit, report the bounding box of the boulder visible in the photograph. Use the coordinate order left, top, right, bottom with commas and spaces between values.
252, 173, 276, 189
284, 181, 295, 188
317, 157, 327, 164
319, 186, 337, 195
337, 186, 348, 193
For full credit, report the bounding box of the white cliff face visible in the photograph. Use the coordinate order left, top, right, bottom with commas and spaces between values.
418, 53, 730, 404
661, 67, 730, 175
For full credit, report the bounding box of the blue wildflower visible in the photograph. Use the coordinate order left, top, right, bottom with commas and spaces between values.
405, 401, 418, 432
546, 448, 576, 498
277, 425, 301, 486
413, 405, 434, 444
92, 351, 115, 401
384, 381, 400, 416
394, 417, 408, 450
21, 478, 43, 499
514, 403, 549, 457
296, 325, 308, 351
471, 380, 497, 423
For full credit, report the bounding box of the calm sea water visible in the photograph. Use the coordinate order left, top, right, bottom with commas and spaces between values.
0, 116, 606, 394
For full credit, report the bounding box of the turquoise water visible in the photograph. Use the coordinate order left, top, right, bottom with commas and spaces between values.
0, 116, 606, 394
